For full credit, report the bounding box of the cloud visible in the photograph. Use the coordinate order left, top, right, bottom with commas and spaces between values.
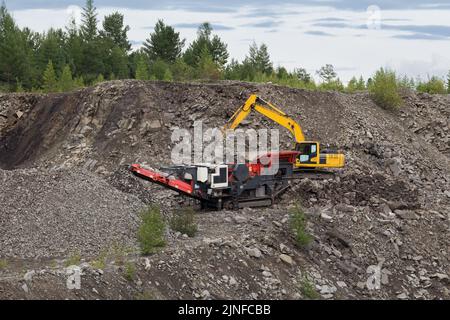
8, 0, 450, 11
313, 21, 450, 40
172, 23, 234, 30
391, 33, 447, 40
241, 20, 282, 28
304, 30, 333, 36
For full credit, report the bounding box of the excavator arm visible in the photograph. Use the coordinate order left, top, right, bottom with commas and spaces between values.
224, 94, 305, 143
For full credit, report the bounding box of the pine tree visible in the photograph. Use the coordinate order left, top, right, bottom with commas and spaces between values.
42, 60, 57, 92
346, 76, 358, 93
195, 46, 221, 80
81, 0, 98, 42
100, 12, 131, 51
135, 56, 149, 80
357, 76, 366, 90
183, 22, 228, 68
294, 68, 311, 83
59, 65, 74, 92
144, 20, 185, 63
317, 64, 337, 83
0, 4, 35, 89
247, 42, 273, 75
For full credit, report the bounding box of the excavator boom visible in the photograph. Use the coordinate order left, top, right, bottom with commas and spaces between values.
224, 94, 305, 142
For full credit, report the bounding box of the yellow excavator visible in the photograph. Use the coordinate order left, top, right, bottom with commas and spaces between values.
223, 94, 345, 170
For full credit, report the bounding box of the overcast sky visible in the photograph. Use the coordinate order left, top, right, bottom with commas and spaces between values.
6, 0, 450, 82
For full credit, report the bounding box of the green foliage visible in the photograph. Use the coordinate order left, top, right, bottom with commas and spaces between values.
183, 22, 229, 68
247, 42, 273, 75
300, 277, 320, 299
100, 12, 131, 51
59, 64, 75, 92
91, 250, 108, 270
0, 259, 7, 269
171, 59, 194, 81
416, 76, 446, 94
447, 71, 450, 93
144, 19, 185, 63
138, 205, 166, 255
135, 55, 149, 80
294, 68, 312, 83
93, 73, 105, 85
124, 261, 136, 281
195, 47, 222, 80
150, 58, 171, 80
81, 0, 98, 42
319, 79, 344, 92
15, 78, 25, 92
369, 68, 402, 109
289, 204, 312, 247
317, 64, 337, 83
169, 207, 198, 237
65, 251, 81, 267
42, 60, 58, 92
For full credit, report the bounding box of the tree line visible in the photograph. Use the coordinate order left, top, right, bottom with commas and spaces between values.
1, 0, 449, 95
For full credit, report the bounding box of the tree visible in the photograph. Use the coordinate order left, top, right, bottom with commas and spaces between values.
183, 22, 229, 68
108, 46, 129, 79
171, 59, 193, 81
416, 76, 446, 94
100, 12, 131, 51
447, 70, 450, 93
346, 76, 358, 93
149, 59, 171, 80
80, 0, 98, 42
247, 42, 273, 75
356, 76, 366, 90
317, 64, 337, 83
369, 68, 402, 109
295, 68, 312, 83
135, 55, 149, 80
42, 60, 57, 92
59, 64, 74, 92
195, 46, 221, 80
0, 5, 35, 89
144, 20, 184, 63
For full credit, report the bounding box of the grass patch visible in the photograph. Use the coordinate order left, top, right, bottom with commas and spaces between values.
289, 204, 312, 247
91, 250, 108, 270
124, 261, 136, 281
0, 259, 8, 270
138, 205, 166, 255
300, 277, 320, 300
169, 207, 198, 237
65, 251, 81, 267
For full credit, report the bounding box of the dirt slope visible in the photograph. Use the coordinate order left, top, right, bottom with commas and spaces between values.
0, 80, 448, 300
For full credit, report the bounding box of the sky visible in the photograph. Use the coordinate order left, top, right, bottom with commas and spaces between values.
5, 0, 450, 82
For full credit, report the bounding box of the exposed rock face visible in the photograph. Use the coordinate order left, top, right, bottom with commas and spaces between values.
0, 80, 448, 300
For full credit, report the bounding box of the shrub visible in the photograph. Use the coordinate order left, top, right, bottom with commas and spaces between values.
289, 204, 312, 247
369, 68, 402, 109
300, 277, 320, 299
170, 207, 198, 237
124, 261, 136, 281
416, 76, 447, 94
138, 205, 166, 255
65, 251, 81, 267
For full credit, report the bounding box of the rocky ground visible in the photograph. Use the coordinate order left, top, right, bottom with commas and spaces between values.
0, 80, 448, 300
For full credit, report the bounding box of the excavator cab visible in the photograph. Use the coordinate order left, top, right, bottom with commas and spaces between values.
296, 142, 320, 165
